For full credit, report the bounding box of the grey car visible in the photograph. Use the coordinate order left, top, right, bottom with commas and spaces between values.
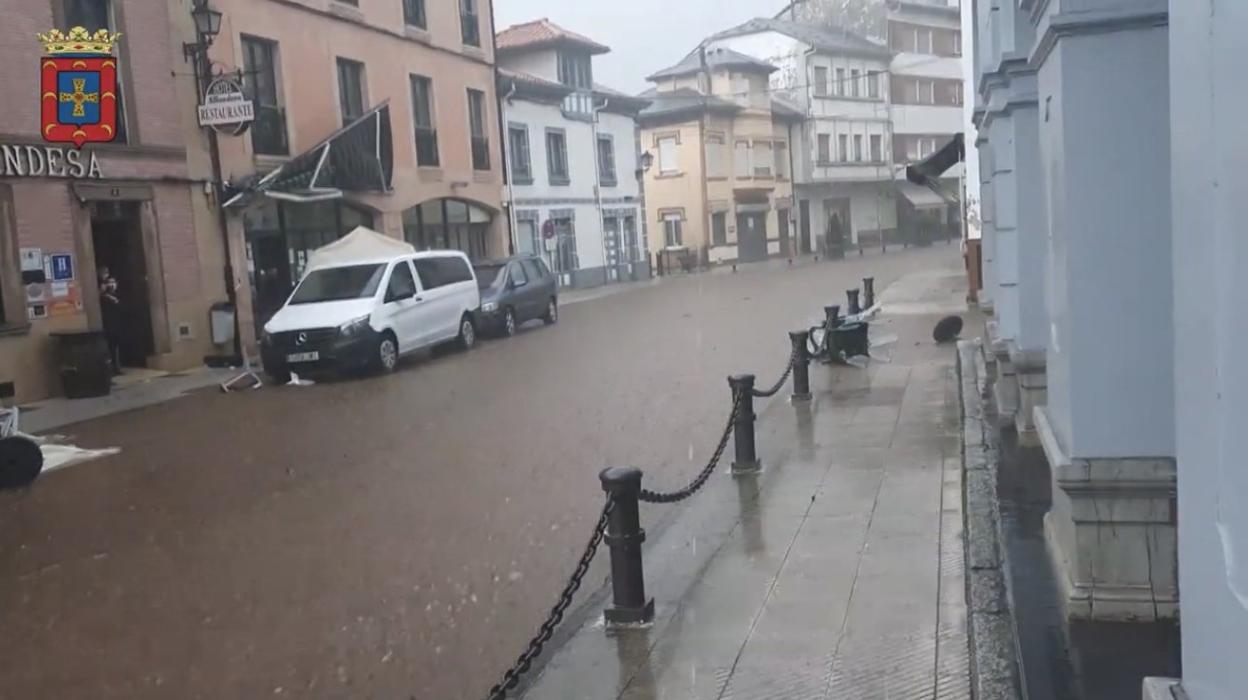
473, 256, 559, 337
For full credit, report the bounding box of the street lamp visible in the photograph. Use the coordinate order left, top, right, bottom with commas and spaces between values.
191, 0, 223, 41
639, 151, 654, 173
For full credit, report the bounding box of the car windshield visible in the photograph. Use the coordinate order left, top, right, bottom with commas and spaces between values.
288, 264, 385, 304
474, 263, 505, 289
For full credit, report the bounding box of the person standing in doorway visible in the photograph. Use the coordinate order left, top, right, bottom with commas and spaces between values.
99, 267, 122, 375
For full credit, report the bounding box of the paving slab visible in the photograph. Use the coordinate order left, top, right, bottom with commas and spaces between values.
520, 264, 972, 700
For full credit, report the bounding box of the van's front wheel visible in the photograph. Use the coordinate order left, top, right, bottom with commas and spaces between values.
457, 315, 477, 351
375, 332, 399, 373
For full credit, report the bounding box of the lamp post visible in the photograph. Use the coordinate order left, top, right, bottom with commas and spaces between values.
183, 0, 240, 362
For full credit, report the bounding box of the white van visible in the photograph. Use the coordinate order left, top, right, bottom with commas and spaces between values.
260, 230, 480, 382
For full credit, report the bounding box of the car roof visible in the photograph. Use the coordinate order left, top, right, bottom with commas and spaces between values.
474, 255, 543, 266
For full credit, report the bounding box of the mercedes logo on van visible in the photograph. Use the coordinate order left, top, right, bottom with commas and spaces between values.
296, 332, 308, 346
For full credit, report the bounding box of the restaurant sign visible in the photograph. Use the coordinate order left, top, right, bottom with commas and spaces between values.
0, 143, 102, 178
197, 75, 254, 135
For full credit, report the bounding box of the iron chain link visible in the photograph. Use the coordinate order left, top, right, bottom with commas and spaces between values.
638, 395, 741, 504
750, 345, 799, 398
485, 497, 614, 700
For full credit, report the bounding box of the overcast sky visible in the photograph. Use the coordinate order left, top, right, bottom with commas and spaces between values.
494, 0, 792, 95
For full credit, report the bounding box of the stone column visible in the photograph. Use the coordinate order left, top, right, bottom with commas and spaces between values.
1165, 0, 1248, 695
1031, 0, 1175, 622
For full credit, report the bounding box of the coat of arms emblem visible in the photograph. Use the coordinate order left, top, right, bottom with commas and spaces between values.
38, 26, 122, 147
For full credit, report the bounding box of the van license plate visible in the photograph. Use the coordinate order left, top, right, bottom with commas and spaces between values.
287, 351, 319, 363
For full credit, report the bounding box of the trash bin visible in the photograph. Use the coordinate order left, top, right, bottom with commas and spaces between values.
210, 302, 236, 346
830, 322, 870, 359
51, 331, 111, 399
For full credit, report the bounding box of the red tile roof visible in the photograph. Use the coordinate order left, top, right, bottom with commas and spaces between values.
496, 18, 610, 55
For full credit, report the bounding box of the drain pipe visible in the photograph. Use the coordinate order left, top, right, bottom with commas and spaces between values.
499, 80, 519, 256
591, 97, 611, 283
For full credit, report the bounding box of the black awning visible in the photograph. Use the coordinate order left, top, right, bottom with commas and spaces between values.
225, 102, 393, 207
905, 132, 964, 187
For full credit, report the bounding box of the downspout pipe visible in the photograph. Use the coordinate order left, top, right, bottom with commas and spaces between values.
499, 80, 519, 256
591, 97, 611, 283
489, 3, 516, 256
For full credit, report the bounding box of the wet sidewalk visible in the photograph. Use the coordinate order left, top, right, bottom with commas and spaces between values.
519, 266, 972, 699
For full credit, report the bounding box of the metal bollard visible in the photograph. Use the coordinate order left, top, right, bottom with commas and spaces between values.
824, 304, 841, 329
728, 375, 760, 474
862, 277, 875, 311
599, 467, 655, 626
789, 330, 812, 401
846, 288, 862, 316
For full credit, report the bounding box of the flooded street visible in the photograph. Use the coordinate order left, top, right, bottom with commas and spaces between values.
0, 246, 957, 699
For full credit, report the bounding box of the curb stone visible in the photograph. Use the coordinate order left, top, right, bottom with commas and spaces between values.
957, 339, 1024, 700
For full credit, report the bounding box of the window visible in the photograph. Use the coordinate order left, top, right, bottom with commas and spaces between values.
775, 141, 788, 179
509, 125, 531, 182
850, 69, 860, 98
558, 52, 592, 90
711, 212, 727, 246
705, 134, 726, 178
521, 258, 544, 280
242, 36, 287, 156
662, 214, 683, 248
817, 134, 831, 164
734, 140, 751, 178
657, 136, 678, 174
509, 261, 528, 286
853, 134, 863, 162
410, 75, 438, 166
814, 66, 829, 97
754, 141, 772, 177
920, 28, 933, 54
838, 134, 848, 162
906, 137, 920, 161
920, 79, 935, 104
403, 0, 426, 28
866, 72, 879, 99
870, 134, 882, 162
597, 136, 616, 186
952, 81, 964, 106
336, 58, 366, 125
460, 0, 480, 46
953, 30, 963, 57
415, 256, 473, 289
386, 262, 417, 302
546, 129, 569, 183
835, 68, 845, 96
553, 218, 577, 272
63, 0, 127, 143
467, 88, 489, 170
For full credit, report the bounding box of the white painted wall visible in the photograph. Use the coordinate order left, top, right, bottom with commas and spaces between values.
1171, 1, 1248, 696
891, 104, 964, 135
1040, 26, 1173, 459
503, 97, 643, 276
506, 49, 558, 83
892, 51, 964, 80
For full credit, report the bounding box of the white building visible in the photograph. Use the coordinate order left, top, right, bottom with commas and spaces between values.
888, 0, 965, 237
495, 20, 649, 287
972, 0, 1175, 628
705, 18, 898, 251
974, 1, 1248, 698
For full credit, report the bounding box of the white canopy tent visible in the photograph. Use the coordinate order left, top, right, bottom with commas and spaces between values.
305, 226, 415, 271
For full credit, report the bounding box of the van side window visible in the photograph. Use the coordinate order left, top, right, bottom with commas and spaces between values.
386, 261, 417, 301
520, 259, 543, 280
414, 259, 442, 289
444, 256, 473, 284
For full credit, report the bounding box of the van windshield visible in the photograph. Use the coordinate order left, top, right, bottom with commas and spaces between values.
474, 263, 505, 289
289, 264, 386, 304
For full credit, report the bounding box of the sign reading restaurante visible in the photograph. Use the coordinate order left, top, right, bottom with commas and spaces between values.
0, 143, 103, 179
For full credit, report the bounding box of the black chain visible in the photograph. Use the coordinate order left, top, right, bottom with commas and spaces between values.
751, 346, 799, 398
485, 497, 614, 700
639, 395, 741, 504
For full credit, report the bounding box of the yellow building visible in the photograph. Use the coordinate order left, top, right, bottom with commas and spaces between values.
638, 47, 801, 269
